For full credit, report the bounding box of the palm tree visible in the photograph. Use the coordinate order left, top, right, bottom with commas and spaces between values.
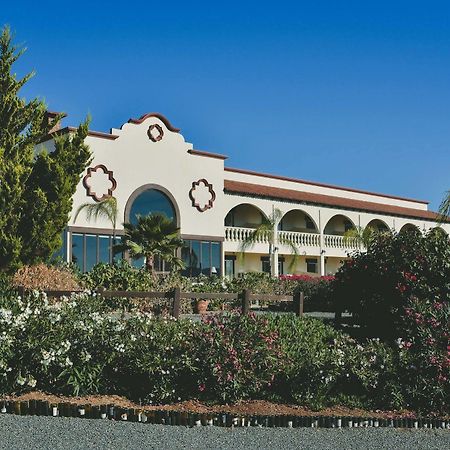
438, 190, 450, 223
73, 196, 119, 240
343, 225, 378, 248
239, 207, 298, 277
113, 213, 184, 274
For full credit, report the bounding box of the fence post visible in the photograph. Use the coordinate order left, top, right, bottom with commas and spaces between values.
294, 291, 304, 317
96, 287, 106, 297
335, 308, 342, 326
17, 285, 25, 298
241, 289, 251, 315
172, 287, 181, 319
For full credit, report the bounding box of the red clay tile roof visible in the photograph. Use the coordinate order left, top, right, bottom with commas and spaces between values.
224, 180, 445, 222
225, 167, 429, 204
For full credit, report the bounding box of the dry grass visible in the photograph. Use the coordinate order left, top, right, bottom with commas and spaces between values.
12, 264, 81, 291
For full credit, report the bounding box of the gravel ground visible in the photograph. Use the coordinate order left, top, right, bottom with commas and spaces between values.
0, 415, 449, 450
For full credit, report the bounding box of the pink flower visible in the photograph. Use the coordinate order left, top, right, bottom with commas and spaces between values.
402, 272, 417, 282
198, 383, 206, 392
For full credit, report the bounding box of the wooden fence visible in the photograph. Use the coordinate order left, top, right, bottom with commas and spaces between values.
17, 287, 305, 319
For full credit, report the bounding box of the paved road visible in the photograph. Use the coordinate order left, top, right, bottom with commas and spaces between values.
0, 415, 449, 450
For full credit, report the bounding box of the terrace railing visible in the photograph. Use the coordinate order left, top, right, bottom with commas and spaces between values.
278, 230, 320, 247
225, 226, 359, 250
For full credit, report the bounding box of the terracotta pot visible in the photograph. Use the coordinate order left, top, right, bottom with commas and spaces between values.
195, 299, 210, 314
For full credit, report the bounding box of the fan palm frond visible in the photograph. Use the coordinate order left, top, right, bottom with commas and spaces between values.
114, 212, 184, 274
73, 196, 118, 231
438, 191, 450, 223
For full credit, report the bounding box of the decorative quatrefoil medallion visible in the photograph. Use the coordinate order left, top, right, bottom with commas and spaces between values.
189, 179, 216, 212
147, 123, 164, 142
82, 164, 117, 202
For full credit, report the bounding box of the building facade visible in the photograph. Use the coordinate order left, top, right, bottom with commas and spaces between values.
41, 112, 450, 277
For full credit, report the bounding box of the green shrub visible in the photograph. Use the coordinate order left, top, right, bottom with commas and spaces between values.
332, 229, 450, 338
81, 260, 154, 291
0, 273, 13, 296
110, 315, 198, 403
268, 315, 398, 409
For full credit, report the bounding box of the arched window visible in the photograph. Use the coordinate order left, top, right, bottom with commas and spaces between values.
124, 186, 179, 271
128, 188, 176, 224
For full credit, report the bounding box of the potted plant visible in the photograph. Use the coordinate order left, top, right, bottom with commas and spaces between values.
195, 298, 210, 314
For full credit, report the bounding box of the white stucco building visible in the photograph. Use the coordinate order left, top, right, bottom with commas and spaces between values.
42, 112, 449, 277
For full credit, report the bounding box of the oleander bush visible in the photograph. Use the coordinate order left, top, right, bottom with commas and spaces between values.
0, 291, 447, 412
0, 292, 116, 396
397, 297, 450, 412
269, 315, 401, 410
332, 228, 450, 338
110, 315, 199, 403
195, 313, 284, 402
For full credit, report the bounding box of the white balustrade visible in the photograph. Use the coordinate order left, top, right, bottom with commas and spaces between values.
224, 227, 360, 250
324, 234, 359, 249
224, 226, 270, 244
278, 230, 320, 247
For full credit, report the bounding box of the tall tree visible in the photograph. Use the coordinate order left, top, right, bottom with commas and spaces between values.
113, 213, 184, 274
0, 26, 91, 271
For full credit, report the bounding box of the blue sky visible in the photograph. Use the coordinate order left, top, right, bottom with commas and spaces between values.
3, 1, 450, 209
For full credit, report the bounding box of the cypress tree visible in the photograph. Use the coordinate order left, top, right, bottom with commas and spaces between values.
0, 26, 91, 271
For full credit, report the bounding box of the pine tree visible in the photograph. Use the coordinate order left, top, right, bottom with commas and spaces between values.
0, 26, 91, 271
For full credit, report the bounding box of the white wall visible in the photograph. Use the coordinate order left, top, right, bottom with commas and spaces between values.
64, 115, 226, 238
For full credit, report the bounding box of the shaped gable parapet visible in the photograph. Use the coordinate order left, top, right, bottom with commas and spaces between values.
127, 112, 181, 132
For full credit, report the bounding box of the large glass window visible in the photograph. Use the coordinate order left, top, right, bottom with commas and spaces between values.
306, 258, 318, 274
85, 234, 97, 272
225, 255, 236, 279
182, 240, 222, 277
261, 256, 284, 274
129, 189, 175, 224
211, 242, 221, 275
71, 233, 120, 272
71, 234, 84, 270
128, 188, 177, 269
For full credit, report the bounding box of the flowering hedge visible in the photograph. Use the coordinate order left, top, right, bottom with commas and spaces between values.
399, 297, 450, 412
0, 291, 448, 413
332, 228, 450, 338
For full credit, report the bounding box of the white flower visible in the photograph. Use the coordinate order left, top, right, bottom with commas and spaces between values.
28, 377, 37, 388
115, 343, 125, 353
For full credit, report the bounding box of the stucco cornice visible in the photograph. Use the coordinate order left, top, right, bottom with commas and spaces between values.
188, 149, 228, 160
